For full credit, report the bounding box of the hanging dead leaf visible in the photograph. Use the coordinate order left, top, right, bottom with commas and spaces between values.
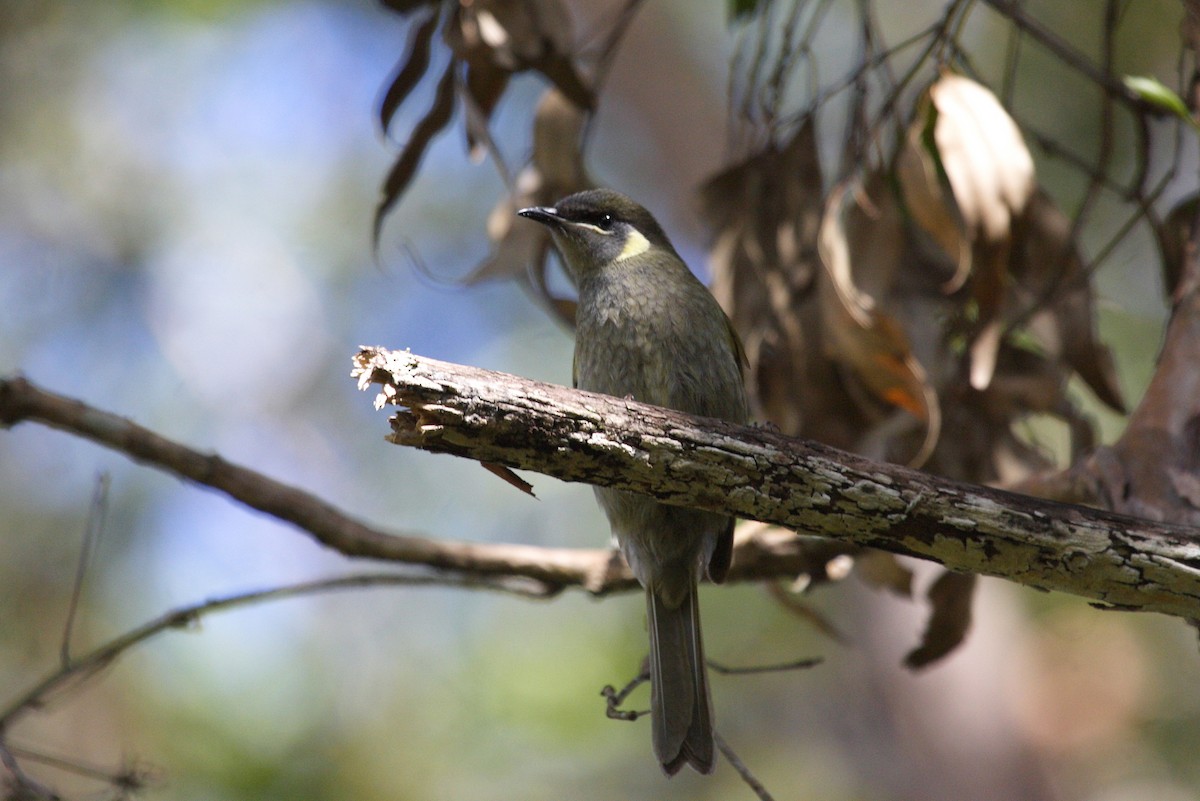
447, 0, 593, 112
932, 385, 1058, 486
468, 87, 590, 316
700, 120, 827, 437
1170, 468, 1200, 509
927, 73, 1035, 391
980, 343, 1069, 417
379, 8, 441, 134
929, 73, 1034, 243
376, 0, 594, 240
462, 62, 512, 163
481, 461, 537, 496
818, 182, 941, 466
854, 550, 914, 597
967, 238, 1011, 392
985, 341, 1107, 462
1010, 189, 1126, 412
904, 570, 976, 669
373, 59, 458, 247
895, 108, 970, 290
473, 177, 578, 326
767, 581, 848, 643
529, 85, 589, 191
703, 119, 822, 302
548, 296, 577, 326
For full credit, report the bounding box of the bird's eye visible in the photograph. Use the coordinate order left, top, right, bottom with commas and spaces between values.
598, 213, 614, 230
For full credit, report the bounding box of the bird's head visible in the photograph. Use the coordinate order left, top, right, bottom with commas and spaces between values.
518, 189, 676, 278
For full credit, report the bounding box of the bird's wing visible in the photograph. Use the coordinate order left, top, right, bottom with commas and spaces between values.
725, 313, 749, 370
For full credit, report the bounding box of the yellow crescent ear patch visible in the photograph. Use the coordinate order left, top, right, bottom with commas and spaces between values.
615, 228, 651, 261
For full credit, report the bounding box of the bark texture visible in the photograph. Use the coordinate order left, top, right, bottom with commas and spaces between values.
355, 346, 1200, 619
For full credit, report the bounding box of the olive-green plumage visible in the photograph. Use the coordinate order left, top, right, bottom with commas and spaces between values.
518, 189, 749, 776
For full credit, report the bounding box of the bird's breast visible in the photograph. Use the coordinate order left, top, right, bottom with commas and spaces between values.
573, 270, 747, 422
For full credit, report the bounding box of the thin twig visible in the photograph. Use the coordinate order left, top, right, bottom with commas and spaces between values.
1, 741, 62, 800
1000, 11, 1021, 106
4, 742, 154, 792
715, 732, 776, 801
801, 20, 940, 120
61, 472, 109, 668
977, 0, 1148, 108
0, 571, 552, 732
1067, 0, 1120, 259
848, 0, 970, 178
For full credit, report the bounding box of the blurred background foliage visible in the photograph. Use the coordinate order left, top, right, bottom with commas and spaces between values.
3, 1, 1200, 800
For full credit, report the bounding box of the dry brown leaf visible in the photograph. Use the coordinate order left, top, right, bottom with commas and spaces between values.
981, 343, 1069, 416
1169, 468, 1200, 509
818, 182, 941, 465
929, 73, 1034, 244
379, 9, 441, 134
435, 0, 593, 166
895, 110, 970, 290
476, 0, 570, 68
853, 550, 914, 597
1011, 189, 1126, 412
928, 73, 1035, 391
376, 0, 592, 240
548, 296, 578, 326
841, 170, 907, 302
447, 0, 592, 111
462, 62, 512, 162
904, 570, 976, 669
701, 120, 824, 435
468, 88, 588, 326
703, 119, 822, 301
446, 5, 506, 161
767, 581, 847, 643
967, 238, 1011, 392
373, 59, 458, 247
471, 179, 549, 283
481, 461, 537, 497
531, 88, 588, 182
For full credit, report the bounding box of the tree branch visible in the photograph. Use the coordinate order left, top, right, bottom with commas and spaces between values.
353, 347, 1200, 620
0, 572, 546, 733
0, 375, 827, 596
977, 0, 1148, 110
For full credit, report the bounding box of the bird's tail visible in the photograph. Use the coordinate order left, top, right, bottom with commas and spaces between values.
646, 583, 714, 775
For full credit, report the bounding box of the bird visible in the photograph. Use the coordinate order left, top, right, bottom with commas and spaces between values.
517, 188, 749, 775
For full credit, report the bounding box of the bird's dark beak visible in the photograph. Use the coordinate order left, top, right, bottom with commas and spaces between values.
517, 206, 563, 227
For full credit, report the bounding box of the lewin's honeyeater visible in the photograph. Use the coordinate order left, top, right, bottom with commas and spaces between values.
518, 189, 749, 775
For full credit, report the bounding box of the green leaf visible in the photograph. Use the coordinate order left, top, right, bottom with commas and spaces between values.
1123, 75, 1191, 120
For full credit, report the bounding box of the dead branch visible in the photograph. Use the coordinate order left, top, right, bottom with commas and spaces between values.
0, 572, 549, 734
978, 0, 1148, 109
0, 375, 827, 596
353, 346, 1200, 620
